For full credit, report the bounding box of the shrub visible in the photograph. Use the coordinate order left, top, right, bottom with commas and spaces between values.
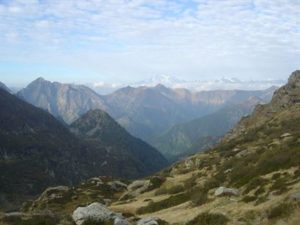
186, 212, 229, 225
241, 195, 257, 203
190, 189, 208, 206
155, 184, 185, 195
267, 203, 294, 219
243, 177, 267, 194
137, 192, 189, 214
145, 176, 166, 192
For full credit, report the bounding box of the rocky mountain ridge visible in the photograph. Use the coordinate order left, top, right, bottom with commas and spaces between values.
17, 78, 277, 141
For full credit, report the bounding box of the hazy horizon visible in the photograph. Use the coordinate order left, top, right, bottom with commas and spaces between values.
1, 0, 300, 86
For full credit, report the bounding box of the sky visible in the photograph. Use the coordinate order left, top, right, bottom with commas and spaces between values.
0, 0, 299, 86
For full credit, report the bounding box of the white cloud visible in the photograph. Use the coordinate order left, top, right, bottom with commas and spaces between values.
0, 0, 299, 84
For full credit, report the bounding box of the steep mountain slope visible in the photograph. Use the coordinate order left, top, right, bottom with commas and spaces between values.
0, 82, 11, 93
0, 90, 167, 211
152, 97, 264, 160
17, 78, 276, 141
3, 71, 299, 225
69, 109, 168, 179
0, 88, 92, 210
17, 77, 108, 124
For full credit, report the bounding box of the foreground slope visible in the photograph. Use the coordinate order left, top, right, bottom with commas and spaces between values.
6, 71, 299, 225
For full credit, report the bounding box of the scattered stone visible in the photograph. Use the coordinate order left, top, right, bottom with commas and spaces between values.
214, 187, 239, 196
224, 169, 232, 174
281, 133, 292, 138
137, 217, 160, 225
120, 180, 151, 200
290, 191, 300, 202
185, 159, 194, 169
108, 180, 128, 191
233, 148, 240, 152
236, 150, 249, 158
72, 202, 113, 225
114, 217, 131, 225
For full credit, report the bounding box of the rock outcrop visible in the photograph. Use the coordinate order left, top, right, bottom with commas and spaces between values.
72, 202, 114, 225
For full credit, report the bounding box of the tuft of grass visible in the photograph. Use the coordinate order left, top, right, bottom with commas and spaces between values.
186, 212, 229, 225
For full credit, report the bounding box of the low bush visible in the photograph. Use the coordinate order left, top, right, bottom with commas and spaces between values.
186, 212, 229, 225
190, 189, 208, 206
267, 203, 294, 219
155, 184, 185, 196
241, 195, 257, 203
137, 192, 189, 214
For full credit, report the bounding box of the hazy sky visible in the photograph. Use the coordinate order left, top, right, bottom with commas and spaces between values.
0, 0, 299, 86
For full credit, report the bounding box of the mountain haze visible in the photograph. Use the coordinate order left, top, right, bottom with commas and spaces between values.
152, 96, 264, 160
18, 78, 277, 141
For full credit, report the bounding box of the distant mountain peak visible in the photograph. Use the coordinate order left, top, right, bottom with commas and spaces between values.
34, 77, 47, 83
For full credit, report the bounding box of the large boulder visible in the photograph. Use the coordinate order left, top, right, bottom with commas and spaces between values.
214, 187, 239, 197
72, 202, 113, 225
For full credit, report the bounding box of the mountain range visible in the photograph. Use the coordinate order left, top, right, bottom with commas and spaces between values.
3, 70, 299, 225
0, 89, 167, 210
17, 78, 277, 142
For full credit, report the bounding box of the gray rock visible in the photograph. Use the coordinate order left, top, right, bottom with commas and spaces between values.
120, 180, 151, 200
114, 217, 131, 225
236, 150, 249, 158
72, 202, 113, 225
290, 191, 300, 202
108, 180, 128, 191
214, 187, 239, 196
137, 217, 160, 225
